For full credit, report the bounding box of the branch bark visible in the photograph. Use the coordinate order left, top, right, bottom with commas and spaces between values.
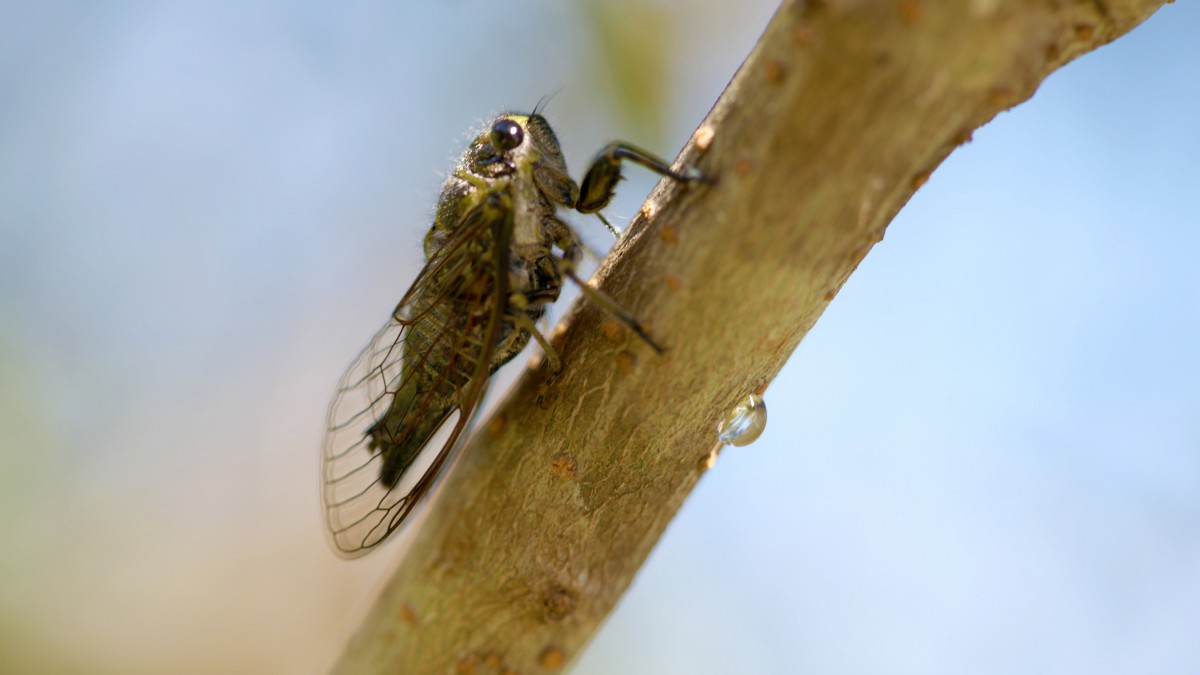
332, 0, 1169, 671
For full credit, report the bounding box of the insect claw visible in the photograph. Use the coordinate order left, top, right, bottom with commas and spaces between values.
596, 212, 622, 238
680, 165, 711, 184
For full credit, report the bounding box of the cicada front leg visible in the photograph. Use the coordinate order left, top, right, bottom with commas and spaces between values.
576, 142, 707, 215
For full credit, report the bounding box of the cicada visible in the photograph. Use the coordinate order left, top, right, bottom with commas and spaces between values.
321, 111, 702, 557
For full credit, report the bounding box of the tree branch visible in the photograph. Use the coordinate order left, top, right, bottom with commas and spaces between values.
332, 0, 1168, 671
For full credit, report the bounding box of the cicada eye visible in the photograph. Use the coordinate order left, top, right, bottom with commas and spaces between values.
490, 119, 524, 152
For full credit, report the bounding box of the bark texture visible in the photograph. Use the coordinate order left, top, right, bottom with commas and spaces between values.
332, 0, 1170, 671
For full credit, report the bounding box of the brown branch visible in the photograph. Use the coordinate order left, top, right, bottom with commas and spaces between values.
331, 0, 1169, 671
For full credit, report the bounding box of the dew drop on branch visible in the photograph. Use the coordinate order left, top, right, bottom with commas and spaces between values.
716, 393, 767, 447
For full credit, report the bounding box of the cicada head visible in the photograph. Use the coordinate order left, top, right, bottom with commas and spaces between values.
460, 113, 580, 209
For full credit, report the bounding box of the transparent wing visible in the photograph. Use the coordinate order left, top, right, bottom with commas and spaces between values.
320, 189, 513, 559
321, 320, 439, 557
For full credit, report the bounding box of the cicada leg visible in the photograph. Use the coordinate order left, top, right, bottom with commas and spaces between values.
576, 142, 707, 215
545, 215, 666, 354
564, 267, 665, 354
509, 304, 563, 373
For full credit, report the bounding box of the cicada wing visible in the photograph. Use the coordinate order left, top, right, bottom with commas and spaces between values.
321, 318, 426, 557
320, 186, 515, 559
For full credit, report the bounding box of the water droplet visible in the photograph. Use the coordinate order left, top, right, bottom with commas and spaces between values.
716, 393, 767, 447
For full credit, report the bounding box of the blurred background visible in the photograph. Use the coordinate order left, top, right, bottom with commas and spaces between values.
1, 1, 1197, 673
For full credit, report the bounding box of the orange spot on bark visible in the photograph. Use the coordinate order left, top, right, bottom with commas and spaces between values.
539, 646, 568, 669
987, 86, 1017, 109
549, 453, 577, 480
600, 320, 625, 344
456, 654, 478, 674
641, 201, 657, 221
764, 58, 786, 84
792, 23, 814, 47
543, 585, 578, 622
399, 603, 418, 625
487, 414, 506, 437
898, 0, 922, 24
911, 170, 931, 191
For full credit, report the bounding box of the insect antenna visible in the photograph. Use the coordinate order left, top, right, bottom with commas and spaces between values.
531, 87, 564, 117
